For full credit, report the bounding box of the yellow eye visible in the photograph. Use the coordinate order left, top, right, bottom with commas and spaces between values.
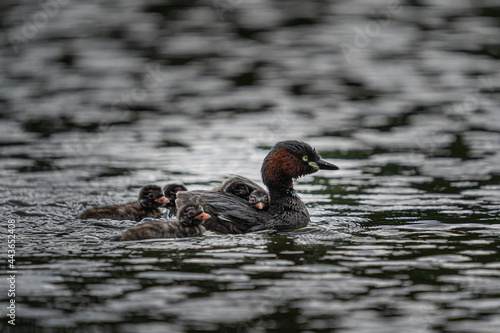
302, 155, 308, 162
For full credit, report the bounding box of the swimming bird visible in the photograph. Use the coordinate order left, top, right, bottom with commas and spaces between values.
212, 175, 269, 210
163, 183, 188, 214
115, 203, 209, 241
78, 185, 169, 221
176, 140, 338, 233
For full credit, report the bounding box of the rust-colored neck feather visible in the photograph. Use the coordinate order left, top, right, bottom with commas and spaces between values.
262, 148, 300, 190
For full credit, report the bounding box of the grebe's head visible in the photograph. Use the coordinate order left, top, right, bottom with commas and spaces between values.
178, 204, 211, 227
248, 190, 269, 210
261, 140, 339, 188
163, 184, 187, 212
139, 185, 169, 209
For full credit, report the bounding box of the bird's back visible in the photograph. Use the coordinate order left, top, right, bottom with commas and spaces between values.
176, 190, 268, 234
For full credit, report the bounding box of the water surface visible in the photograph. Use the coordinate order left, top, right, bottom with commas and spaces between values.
1, 0, 500, 332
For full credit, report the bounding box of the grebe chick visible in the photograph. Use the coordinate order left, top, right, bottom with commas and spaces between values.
79, 185, 168, 221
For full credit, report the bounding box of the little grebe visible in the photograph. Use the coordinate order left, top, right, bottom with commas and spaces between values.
176, 140, 338, 233
115, 203, 209, 241
79, 185, 169, 221
163, 183, 188, 214
213, 175, 269, 210
248, 189, 269, 211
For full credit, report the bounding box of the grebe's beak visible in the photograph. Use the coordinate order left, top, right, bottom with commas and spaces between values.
314, 159, 339, 170
155, 196, 170, 204
255, 202, 265, 210
194, 212, 211, 221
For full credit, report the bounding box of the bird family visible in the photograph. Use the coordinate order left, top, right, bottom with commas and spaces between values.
78, 140, 339, 241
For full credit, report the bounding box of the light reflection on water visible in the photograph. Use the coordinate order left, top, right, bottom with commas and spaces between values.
1, 0, 500, 332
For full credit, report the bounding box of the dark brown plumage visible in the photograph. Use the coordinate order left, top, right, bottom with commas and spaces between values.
78, 185, 169, 221
213, 176, 253, 199
163, 183, 188, 214
176, 140, 339, 233
176, 190, 263, 234
212, 175, 269, 210
116, 203, 209, 241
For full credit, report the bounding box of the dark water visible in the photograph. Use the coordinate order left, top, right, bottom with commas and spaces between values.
1, 0, 500, 332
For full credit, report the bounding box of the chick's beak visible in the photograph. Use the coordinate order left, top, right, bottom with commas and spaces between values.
195, 212, 211, 221
155, 196, 170, 204
316, 159, 339, 170
255, 202, 265, 210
